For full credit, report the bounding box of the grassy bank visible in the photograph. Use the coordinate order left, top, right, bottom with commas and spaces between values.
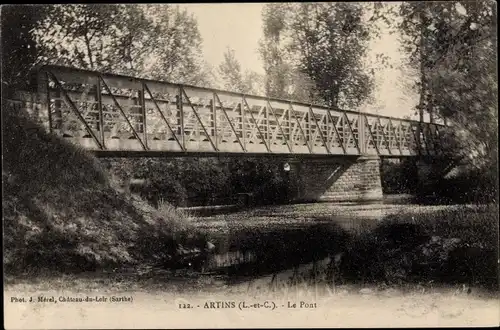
336, 205, 498, 288
2, 107, 208, 274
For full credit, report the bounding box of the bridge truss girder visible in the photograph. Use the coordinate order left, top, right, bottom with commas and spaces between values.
11, 65, 445, 157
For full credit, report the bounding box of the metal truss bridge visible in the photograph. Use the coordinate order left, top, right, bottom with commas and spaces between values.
11, 65, 447, 158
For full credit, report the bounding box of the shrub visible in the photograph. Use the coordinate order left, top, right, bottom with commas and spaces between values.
2, 106, 207, 274
339, 205, 498, 288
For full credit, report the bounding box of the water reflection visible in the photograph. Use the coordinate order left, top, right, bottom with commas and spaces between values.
185, 197, 487, 285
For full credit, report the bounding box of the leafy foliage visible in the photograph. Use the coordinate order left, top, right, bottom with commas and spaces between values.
31, 4, 213, 85
102, 157, 299, 208
218, 48, 264, 94
259, 3, 376, 108
1, 5, 47, 94
397, 1, 497, 193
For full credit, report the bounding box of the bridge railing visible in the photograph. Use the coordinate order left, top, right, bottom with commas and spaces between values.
10, 65, 446, 156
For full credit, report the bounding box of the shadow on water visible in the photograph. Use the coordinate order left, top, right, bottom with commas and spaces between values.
206, 223, 350, 282
183, 200, 498, 290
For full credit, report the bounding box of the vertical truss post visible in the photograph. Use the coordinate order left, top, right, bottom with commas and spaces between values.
309, 106, 330, 154
212, 93, 218, 150
265, 104, 270, 150
140, 82, 148, 149
47, 71, 103, 149
96, 75, 105, 149
98, 75, 146, 150
288, 106, 292, 146
240, 100, 246, 151
178, 85, 185, 150
359, 113, 366, 154
364, 116, 379, 155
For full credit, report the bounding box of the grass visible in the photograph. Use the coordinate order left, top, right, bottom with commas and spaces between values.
2, 106, 207, 275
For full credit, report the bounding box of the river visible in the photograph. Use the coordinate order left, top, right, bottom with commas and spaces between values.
183, 195, 488, 286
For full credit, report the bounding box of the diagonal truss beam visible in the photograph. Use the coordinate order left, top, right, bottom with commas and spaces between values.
215, 93, 245, 152
377, 117, 392, 155
269, 105, 286, 141
267, 101, 293, 153
290, 103, 312, 154
143, 83, 185, 151
398, 123, 406, 151
99, 75, 147, 150
246, 105, 264, 141
181, 87, 218, 151
326, 110, 347, 154
47, 71, 104, 150
309, 106, 330, 154
364, 116, 380, 155
344, 113, 361, 154
290, 111, 305, 143
242, 96, 270, 152
388, 118, 403, 155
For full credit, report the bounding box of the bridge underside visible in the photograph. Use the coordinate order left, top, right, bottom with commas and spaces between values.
11, 65, 446, 158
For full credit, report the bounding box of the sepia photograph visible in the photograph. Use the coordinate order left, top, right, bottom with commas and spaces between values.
2, 2, 499, 328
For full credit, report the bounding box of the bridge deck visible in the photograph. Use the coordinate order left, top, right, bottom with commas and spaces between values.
11, 65, 446, 157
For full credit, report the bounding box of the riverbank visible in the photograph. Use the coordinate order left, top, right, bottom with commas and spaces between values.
5, 201, 498, 328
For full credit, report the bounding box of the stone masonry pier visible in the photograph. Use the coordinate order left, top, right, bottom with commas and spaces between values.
293, 155, 383, 202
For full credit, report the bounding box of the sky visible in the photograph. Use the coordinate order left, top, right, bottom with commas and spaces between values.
178, 3, 421, 119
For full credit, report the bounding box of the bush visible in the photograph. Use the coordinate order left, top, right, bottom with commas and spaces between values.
380, 159, 418, 194
101, 156, 300, 207
339, 205, 498, 288
435, 167, 498, 204
2, 106, 207, 274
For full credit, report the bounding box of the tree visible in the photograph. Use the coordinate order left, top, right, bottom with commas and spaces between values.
33, 5, 139, 72
1, 5, 48, 95
395, 1, 497, 169
218, 48, 263, 94
259, 4, 320, 103
218, 48, 245, 92
259, 3, 293, 99
259, 3, 375, 108
31, 4, 213, 85
141, 5, 212, 85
